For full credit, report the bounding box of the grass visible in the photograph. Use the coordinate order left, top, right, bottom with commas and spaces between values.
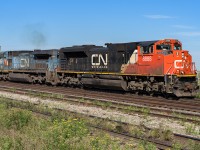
10, 87, 16, 93
196, 92, 200, 98
172, 111, 200, 126
0, 96, 199, 150
0, 98, 146, 150
185, 123, 199, 135
172, 142, 183, 150
138, 140, 157, 150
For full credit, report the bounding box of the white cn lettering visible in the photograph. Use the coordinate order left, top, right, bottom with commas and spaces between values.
20, 58, 29, 68
91, 54, 108, 66
174, 60, 184, 69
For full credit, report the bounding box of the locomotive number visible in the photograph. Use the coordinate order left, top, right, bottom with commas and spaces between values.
142, 56, 152, 61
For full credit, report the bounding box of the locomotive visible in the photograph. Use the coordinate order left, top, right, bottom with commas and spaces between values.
0, 39, 199, 98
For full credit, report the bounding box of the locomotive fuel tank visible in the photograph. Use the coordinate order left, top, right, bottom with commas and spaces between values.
81, 74, 128, 90
9, 73, 33, 83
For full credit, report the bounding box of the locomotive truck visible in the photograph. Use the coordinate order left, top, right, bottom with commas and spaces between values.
0, 39, 199, 98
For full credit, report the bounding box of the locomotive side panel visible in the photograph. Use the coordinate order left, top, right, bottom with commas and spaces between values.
88, 48, 124, 73
59, 46, 125, 73
12, 53, 33, 70
33, 49, 59, 71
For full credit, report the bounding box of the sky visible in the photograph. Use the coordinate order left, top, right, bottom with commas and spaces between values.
0, 0, 200, 69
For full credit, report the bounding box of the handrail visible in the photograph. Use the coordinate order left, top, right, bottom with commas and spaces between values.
166, 64, 173, 75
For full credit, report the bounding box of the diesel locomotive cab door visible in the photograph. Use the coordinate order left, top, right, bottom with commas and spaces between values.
139, 45, 154, 63
138, 45, 154, 74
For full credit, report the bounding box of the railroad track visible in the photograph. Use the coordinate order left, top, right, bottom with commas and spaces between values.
0, 81, 200, 124
2, 97, 200, 150
1, 81, 200, 107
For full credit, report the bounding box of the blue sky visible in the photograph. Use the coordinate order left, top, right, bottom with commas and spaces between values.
0, 0, 200, 69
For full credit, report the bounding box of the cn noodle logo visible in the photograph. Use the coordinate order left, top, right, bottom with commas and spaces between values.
174, 60, 184, 69
91, 54, 108, 68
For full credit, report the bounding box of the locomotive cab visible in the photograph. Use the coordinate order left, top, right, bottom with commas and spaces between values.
153, 39, 198, 97
122, 39, 198, 97
154, 39, 196, 76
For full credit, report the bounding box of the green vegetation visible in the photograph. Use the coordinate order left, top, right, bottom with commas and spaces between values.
172, 111, 200, 124
188, 140, 200, 150
138, 140, 157, 150
0, 96, 199, 150
185, 123, 199, 135
196, 92, 200, 98
3, 108, 32, 130
172, 142, 183, 150
0, 98, 140, 150
148, 128, 173, 141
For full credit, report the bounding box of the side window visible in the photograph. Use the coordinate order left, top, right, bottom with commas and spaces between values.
149, 45, 154, 53
156, 45, 162, 50
140, 46, 144, 54
174, 44, 181, 50
140, 45, 153, 54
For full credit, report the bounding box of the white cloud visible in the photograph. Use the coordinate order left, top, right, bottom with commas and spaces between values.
172, 25, 195, 29
174, 32, 200, 36
144, 15, 174, 19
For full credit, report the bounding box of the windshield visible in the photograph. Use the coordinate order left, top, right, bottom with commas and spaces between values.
156, 44, 171, 50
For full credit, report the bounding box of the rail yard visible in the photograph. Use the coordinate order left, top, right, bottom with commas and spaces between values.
0, 80, 199, 149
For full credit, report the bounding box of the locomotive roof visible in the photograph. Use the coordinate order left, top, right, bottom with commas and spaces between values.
106, 40, 158, 51
60, 45, 103, 53
6, 50, 33, 53
137, 40, 158, 46
33, 49, 58, 55
60, 40, 159, 53
106, 40, 158, 46
90, 47, 108, 51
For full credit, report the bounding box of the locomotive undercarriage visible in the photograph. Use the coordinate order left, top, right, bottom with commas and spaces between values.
127, 77, 165, 95
0, 72, 46, 84
172, 76, 199, 97
0, 72, 198, 98
126, 75, 198, 97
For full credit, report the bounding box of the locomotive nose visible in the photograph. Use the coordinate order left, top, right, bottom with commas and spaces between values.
174, 50, 195, 75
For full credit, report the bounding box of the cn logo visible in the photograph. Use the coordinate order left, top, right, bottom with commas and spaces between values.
174, 60, 184, 69
91, 54, 108, 66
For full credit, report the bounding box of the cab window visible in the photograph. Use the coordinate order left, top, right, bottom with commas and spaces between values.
174, 44, 181, 50
140, 45, 154, 54
156, 44, 171, 51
